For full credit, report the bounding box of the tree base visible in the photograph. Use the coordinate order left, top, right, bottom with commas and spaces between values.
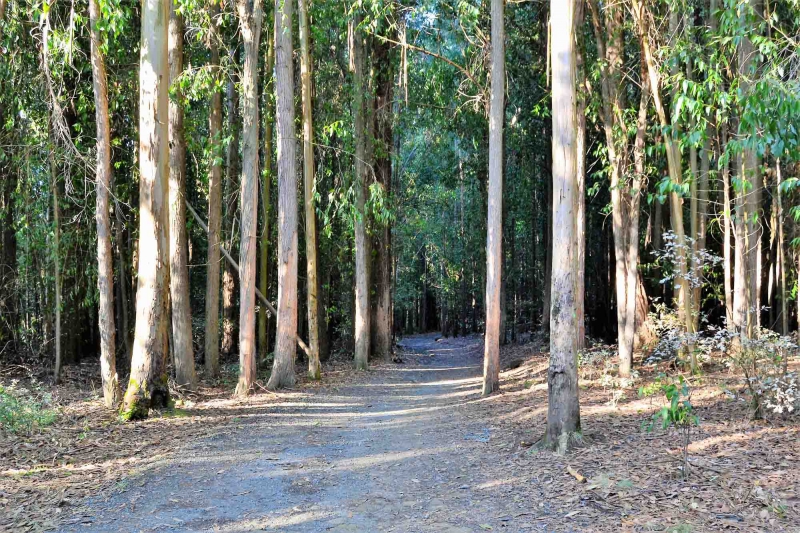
120, 376, 170, 421
535, 430, 586, 455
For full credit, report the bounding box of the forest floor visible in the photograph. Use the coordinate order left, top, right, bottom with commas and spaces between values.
1, 333, 799, 532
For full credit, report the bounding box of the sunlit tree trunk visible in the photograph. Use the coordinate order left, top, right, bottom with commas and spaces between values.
298, 0, 320, 380
482, 0, 504, 396
168, 4, 196, 389
89, 0, 120, 407
234, 0, 263, 396
204, 1, 223, 377
352, 14, 370, 370
259, 12, 274, 363
122, 0, 171, 419
545, 0, 581, 451
266, 0, 297, 390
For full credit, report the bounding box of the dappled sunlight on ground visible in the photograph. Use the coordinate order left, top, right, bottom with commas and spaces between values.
2, 332, 799, 532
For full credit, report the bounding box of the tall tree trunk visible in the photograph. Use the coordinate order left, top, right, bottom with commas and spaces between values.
122, 0, 171, 419
545, 0, 581, 451
168, 5, 196, 389
204, 1, 224, 377
41, 12, 62, 382
48, 133, 61, 382
371, 36, 395, 362
266, 0, 297, 390
259, 11, 274, 363
234, 0, 262, 396
222, 58, 240, 358
89, 0, 121, 407
482, 0, 504, 396
575, 6, 586, 352
588, 0, 640, 376
352, 14, 370, 370
736, 0, 763, 339
298, 0, 320, 380
777, 160, 788, 335
633, 0, 694, 352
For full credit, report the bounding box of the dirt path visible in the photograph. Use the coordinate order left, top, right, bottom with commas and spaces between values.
60, 334, 556, 533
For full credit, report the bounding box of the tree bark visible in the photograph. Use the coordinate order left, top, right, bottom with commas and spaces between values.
371, 35, 394, 362
266, 0, 297, 390
482, 0, 504, 396
259, 11, 274, 363
234, 0, 263, 396
168, 5, 196, 389
89, 0, 121, 407
298, 0, 321, 380
222, 57, 240, 358
575, 4, 586, 351
122, 0, 171, 419
204, 1, 224, 377
545, 0, 581, 452
352, 14, 370, 371
632, 0, 694, 349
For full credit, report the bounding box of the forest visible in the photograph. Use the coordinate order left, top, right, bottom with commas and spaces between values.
1, 0, 800, 531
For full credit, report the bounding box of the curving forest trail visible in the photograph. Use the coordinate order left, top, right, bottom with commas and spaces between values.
60, 334, 558, 533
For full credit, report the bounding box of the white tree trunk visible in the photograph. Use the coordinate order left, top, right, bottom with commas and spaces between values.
352, 15, 370, 371
546, 0, 581, 452
482, 0, 504, 396
122, 0, 171, 419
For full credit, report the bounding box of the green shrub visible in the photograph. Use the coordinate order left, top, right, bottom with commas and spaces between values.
0, 382, 58, 434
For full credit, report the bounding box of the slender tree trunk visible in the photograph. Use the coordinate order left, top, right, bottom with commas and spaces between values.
204, 1, 223, 377
575, 8, 586, 352
41, 12, 63, 382
266, 0, 297, 390
89, 0, 121, 407
482, 0, 504, 396
168, 5, 196, 389
222, 60, 240, 358
371, 36, 395, 362
545, 0, 581, 451
122, 0, 171, 419
259, 12, 274, 363
234, 0, 262, 396
352, 14, 370, 370
298, 0, 320, 380
48, 133, 62, 382
777, 160, 788, 335
633, 0, 693, 348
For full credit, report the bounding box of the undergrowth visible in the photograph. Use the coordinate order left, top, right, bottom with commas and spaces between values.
0, 381, 57, 434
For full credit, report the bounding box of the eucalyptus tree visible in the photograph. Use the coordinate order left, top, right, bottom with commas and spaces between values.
235, 0, 263, 396
122, 0, 172, 419
168, 1, 196, 389
267, 0, 298, 390
88, 0, 121, 407
205, 0, 224, 378
482, 0, 504, 396
545, 0, 581, 452
299, 0, 321, 379
352, 10, 370, 371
